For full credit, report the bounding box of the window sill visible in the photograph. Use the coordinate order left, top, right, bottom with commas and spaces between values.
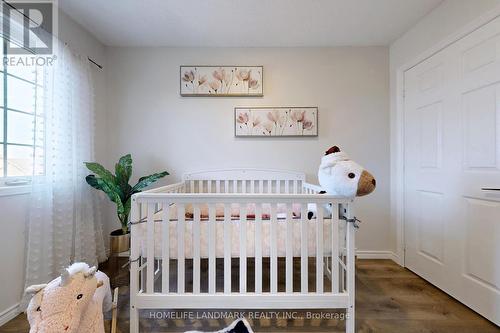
0, 185, 31, 197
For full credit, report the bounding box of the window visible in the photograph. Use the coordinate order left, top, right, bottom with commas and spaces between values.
0, 37, 45, 180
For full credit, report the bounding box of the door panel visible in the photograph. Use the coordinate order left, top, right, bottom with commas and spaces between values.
464, 198, 500, 292
405, 15, 500, 326
419, 103, 443, 168
404, 47, 449, 288
462, 84, 498, 168
417, 191, 445, 264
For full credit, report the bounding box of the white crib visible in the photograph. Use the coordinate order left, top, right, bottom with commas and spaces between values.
129, 169, 356, 333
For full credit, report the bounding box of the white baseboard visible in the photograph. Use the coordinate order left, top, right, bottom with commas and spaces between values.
0, 303, 20, 327
356, 250, 400, 263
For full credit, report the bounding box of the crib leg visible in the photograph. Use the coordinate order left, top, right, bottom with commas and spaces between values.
346, 308, 355, 333
130, 196, 140, 333
345, 203, 355, 333
130, 305, 139, 333
111, 288, 119, 333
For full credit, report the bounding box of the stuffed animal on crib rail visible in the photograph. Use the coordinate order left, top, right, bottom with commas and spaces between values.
318, 145, 376, 197
25, 263, 104, 333
308, 146, 376, 220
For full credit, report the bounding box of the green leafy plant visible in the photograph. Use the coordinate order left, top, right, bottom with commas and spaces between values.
84, 154, 169, 234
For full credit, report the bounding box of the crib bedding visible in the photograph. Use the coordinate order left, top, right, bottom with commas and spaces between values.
136, 207, 343, 259
165, 202, 305, 220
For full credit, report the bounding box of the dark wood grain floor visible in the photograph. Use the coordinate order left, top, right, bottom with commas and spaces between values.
1, 259, 497, 333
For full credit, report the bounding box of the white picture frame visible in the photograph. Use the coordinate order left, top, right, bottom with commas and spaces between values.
235, 107, 318, 137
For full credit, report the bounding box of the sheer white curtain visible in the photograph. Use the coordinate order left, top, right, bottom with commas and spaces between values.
23, 42, 106, 305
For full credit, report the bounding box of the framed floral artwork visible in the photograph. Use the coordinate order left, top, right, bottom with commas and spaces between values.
180, 66, 263, 97
235, 107, 318, 137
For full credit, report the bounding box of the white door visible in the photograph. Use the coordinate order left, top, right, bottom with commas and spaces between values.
404, 16, 500, 326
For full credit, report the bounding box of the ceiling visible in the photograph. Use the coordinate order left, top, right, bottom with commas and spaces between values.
59, 0, 443, 47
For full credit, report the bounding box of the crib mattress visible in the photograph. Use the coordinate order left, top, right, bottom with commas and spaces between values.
136, 211, 345, 259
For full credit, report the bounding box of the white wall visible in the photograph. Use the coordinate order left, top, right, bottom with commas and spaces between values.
389, 0, 500, 255
0, 194, 29, 323
0, 9, 107, 323
105, 46, 391, 252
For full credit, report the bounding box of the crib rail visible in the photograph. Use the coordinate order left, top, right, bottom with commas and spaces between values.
143, 181, 185, 194
183, 168, 306, 194
186, 179, 310, 194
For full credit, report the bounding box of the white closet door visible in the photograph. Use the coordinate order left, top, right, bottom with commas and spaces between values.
404, 16, 500, 326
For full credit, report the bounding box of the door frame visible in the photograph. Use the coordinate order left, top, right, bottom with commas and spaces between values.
394, 5, 500, 267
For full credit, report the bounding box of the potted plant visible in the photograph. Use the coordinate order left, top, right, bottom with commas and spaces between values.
84, 154, 169, 254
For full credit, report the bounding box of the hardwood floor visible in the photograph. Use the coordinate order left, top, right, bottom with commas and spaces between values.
1, 259, 497, 333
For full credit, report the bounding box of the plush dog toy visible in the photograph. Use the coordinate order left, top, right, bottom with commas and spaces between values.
318, 145, 376, 197
25, 263, 109, 333
308, 146, 376, 219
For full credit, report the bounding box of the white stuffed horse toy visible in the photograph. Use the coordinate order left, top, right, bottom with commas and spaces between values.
25, 263, 112, 333
308, 145, 376, 219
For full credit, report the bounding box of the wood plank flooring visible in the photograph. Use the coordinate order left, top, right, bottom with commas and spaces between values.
1, 259, 497, 333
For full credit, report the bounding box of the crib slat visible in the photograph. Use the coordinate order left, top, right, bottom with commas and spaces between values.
161, 203, 170, 293
332, 203, 340, 293
255, 204, 262, 294
270, 203, 278, 294
224, 204, 231, 294
285, 203, 293, 293
146, 203, 155, 294
140, 256, 146, 293
208, 203, 216, 294
301, 204, 308, 293
240, 205, 247, 293
316, 204, 324, 293
193, 204, 201, 294
177, 203, 185, 294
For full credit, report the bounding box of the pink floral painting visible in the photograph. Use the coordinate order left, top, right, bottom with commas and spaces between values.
235, 107, 318, 137
180, 66, 263, 96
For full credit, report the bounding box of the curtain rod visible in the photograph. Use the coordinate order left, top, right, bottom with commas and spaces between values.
62, 42, 103, 70
88, 57, 103, 70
